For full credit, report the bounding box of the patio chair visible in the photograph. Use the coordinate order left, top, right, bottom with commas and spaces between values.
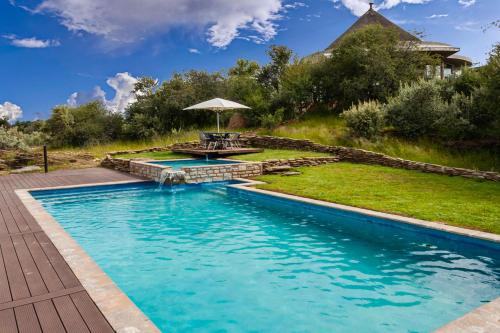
224, 133, 241, 149
199, 132, 209, 149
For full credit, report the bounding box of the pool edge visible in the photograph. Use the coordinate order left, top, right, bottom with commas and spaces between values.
15, 179, 161, 333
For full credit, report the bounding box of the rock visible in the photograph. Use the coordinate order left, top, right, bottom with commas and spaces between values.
10, 165, 42, 174
227, 112, 247, 130
264, 165, 292, 173
281, 171, 301, 176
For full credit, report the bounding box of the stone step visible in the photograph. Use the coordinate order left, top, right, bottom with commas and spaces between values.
264, 165, 292, 173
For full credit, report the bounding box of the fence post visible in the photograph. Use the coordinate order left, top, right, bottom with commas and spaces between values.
43, 145, 48, 173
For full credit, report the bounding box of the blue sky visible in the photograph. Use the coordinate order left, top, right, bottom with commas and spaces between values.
1, 0, 499, 121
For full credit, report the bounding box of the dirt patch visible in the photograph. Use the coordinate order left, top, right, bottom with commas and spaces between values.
0, 148, 99, 175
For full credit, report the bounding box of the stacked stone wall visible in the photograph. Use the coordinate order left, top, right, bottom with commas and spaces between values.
129, 160, 263, 183
240, 134, 500, 181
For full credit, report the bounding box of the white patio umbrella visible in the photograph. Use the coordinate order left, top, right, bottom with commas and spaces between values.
183, 98, 251, 132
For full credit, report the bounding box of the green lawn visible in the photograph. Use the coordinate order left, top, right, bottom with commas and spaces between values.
255, 163, 500, 234
114, 149, 332, 161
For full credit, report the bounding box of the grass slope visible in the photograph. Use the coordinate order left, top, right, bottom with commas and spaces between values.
255, 163, 500, 234
261, 115, 499, 172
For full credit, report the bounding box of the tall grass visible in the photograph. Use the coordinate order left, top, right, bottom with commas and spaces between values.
51, 130, 199, 158
261, 115, 499, 172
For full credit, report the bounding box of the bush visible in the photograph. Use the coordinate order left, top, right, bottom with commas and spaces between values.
434, 93, 473, 140
44, 101, 123, 147
260, 108, 284, 129
385, 80, 446, 138
342, 100, 385, 138
0, 127, 46, 150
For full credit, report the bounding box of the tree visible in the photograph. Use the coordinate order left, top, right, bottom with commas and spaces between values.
257, 45, 293, 95
228, 59, 260, 77
125, 70, 224, 138
44, 101, 123, 147
312, 24, 437, 111
280, 60, 316, 118
472, 43, 500, 138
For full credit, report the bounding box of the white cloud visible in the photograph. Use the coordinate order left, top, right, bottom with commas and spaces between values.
67, 86, 107, 106
2, 34, 60, 48
188, 48, 201, 54
332, 0, 431, 17
0, 102, 23, 122
426, 14, 448, 19
455, 21, 479, 31
458, 0, 476, 7
21, 0, 283, 48
67, 72, 138, 113
284, 2, 308, 9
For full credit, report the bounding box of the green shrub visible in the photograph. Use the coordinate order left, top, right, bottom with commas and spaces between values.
342, 100, 385, 138
385, 80, 446, 138
44, 101, 123, 147
0, 127, 46, 150
260, 108, 285, 129
434, 93, 473, 140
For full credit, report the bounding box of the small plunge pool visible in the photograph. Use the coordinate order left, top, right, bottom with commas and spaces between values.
150, 158, 243, 170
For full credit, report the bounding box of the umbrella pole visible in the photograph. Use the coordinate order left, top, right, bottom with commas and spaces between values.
217, 112, 220, 133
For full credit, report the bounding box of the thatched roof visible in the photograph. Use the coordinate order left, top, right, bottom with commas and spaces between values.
302, 4, 472, 66
326, 6, 420, 51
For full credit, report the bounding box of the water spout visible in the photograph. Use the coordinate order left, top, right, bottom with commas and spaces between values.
159, 168, 186, 188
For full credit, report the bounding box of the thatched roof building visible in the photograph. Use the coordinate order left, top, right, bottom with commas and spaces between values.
306, 3, 472, 78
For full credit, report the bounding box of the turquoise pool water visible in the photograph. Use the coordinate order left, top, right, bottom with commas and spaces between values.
151, 159, 242, 170
32, 182, 500, 333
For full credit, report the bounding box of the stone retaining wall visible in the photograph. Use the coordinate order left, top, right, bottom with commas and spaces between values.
129, 160, 263, 183
183, 163, 262, 183
101, 156, 131, 172
240, 134, 500, 181
130, 161, 164, 181
262, 156, 339, 171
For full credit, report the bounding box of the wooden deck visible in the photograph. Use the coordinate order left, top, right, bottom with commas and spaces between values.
0, 168, 143, 333
172, 147, 263, 157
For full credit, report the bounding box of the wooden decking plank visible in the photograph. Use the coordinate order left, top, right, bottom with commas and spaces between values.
14, 304, 42, 333
23, 234, 64, 293
0, 237, 30, 301
70, 291, 114, 333
53, 295, 90, 333
11, 235, 48, 297
8, 176, 30, 192
6, 192, 42, 232
0, 205, 9, 235
33, 300, 66, 333
0, 195, 21, 234
0, 168, 144, 333
33, 232, 81, 289
0, 191, 29, 233
0, 308, 18, 333
0, 246, 13, 303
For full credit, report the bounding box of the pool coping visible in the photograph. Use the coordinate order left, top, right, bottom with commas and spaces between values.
15, 179, 161, 333
15, 177, 500, 333
229, 178, 500, 332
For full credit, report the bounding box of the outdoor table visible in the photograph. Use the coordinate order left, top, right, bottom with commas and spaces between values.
203, 132, 239, 150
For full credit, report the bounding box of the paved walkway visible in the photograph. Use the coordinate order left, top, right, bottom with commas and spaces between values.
0, 168, 141, 333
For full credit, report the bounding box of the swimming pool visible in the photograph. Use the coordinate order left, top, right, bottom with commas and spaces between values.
150, 158, 243, 170
32, 182, 500, 332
